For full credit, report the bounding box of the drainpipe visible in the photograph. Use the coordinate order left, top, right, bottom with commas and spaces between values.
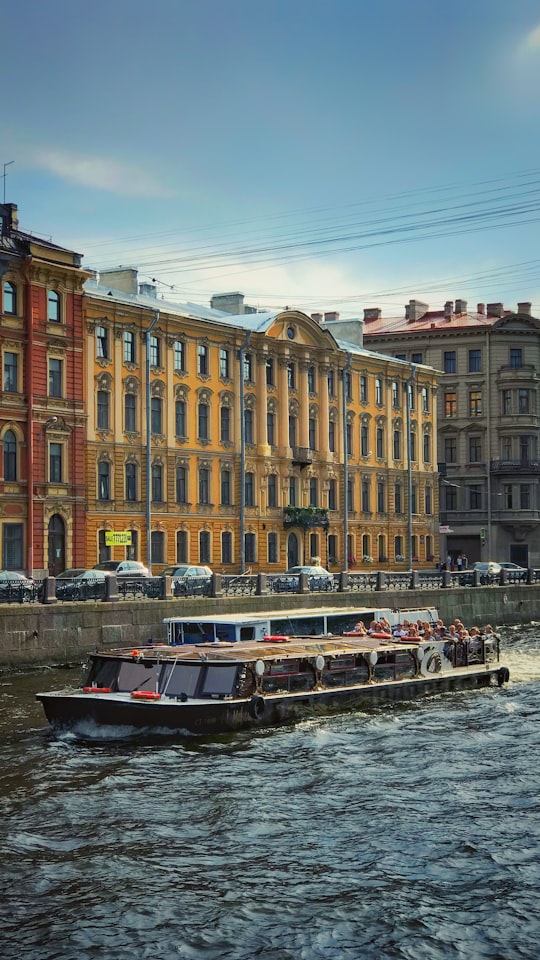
145, 309, 160, 574
238, 331, 251, 574
342, 352, 352, 571
405, 365, 417, 575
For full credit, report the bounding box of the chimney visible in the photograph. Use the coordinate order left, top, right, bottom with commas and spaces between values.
363, 307, 382, 321
324, 311, 339, 323
517, 302, 532, 315
321, 315, 364, 347
311, 313, 323, 323
139, 282, 157, 298
210, 292, 246, 315
486, 302, 504, 318
444, 301, 453, 319
455, 299, 467, 315
477, 303, 485, 315
0, 202, 18, 233
405, 299, 429, 321
99, 267, 138, 295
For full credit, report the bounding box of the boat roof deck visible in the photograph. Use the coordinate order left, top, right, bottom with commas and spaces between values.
162, 605, 419, 626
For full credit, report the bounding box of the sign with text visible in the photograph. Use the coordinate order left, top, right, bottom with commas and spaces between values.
105, 531, 132, 546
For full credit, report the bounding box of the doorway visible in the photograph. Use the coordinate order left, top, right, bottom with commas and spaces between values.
48, 514, 65, 576
287, 532, 299, 568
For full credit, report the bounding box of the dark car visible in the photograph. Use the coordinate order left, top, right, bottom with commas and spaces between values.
161, 564, 213, 596
0, 571, 35, 603
272, 565, 334, 593
93, 560, 150, 579
56, 569, 107, 601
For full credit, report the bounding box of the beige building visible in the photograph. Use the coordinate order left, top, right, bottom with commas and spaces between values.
363, 298, 540, 567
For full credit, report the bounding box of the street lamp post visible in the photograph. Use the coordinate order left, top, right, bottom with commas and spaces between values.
145, 309, 160, 575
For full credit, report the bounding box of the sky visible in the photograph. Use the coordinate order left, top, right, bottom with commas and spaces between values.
3, 0, 540, 318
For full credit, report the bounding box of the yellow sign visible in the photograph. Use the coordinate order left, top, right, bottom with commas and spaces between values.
105, 531, 132, 546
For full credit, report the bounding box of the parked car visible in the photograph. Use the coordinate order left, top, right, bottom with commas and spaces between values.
273, 565, 334, 592
93, 560, 150, 579
56, 569, 107, 601
470, 561, 502, 584
161, 564, 213, 596
0, 571, 35, 602
499, 562, 527, 571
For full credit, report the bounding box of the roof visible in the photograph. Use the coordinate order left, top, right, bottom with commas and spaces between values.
363, 307, 499, 336
85, 277, 236, 323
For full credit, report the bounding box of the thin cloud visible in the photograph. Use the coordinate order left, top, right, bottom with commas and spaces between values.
522, 23, 540, 51
32, 148, 173, 198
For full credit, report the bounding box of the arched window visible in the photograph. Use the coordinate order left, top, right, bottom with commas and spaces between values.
47, 290, 61, 322
3, 430, 17, 481
3, 281, 16, 315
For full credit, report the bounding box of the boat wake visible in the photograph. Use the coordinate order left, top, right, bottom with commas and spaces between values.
52, 718, 195, 744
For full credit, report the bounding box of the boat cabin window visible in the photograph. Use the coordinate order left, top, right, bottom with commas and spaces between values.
322, 655, 369, 688
161, 663, 202, 697
271, 616, 325, 636
202, 665, 238, 696
373, 650, 415, 682
84, 658, 120, 689
116, 661, 160, 692
239, 626, 257, 642
262, 658, 316, 694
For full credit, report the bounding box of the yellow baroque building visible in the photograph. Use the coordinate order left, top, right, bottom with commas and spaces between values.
84, 269, 440, 573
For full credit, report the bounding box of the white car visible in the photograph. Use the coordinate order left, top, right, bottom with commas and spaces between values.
274, 565, 334, 592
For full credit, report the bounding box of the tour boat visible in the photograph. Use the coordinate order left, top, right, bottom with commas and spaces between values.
36, 610, 509, 737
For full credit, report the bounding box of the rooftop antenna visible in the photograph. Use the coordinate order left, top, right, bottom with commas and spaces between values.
3, 161, 14, 204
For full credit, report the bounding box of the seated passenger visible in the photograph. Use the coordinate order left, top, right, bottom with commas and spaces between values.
353, 621, 367, 635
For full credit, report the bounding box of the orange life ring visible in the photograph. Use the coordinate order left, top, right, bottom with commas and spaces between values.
264, 635, 290, 643
83, 686, 112, 693
130, 690, 161, 700
369, 632, 392, 639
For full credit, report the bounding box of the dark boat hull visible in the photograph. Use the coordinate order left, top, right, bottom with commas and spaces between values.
37, 666, 507, 737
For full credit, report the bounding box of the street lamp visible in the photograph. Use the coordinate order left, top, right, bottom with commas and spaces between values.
145, 309, 160, 574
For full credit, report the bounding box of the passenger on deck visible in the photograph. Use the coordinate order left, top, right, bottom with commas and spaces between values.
353, 620, 367, 635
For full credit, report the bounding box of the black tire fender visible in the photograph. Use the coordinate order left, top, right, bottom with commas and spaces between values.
497, 667, 510, 686
249, 695, 266, 720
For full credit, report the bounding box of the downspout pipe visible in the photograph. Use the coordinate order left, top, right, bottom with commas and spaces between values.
145, 309, 160, 574
238, 331, 251, 574
342, 352, 352, 572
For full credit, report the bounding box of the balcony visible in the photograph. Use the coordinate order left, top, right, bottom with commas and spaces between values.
283, 506, 329, 530
490, 459, 540, 475
292, 446, 313, 466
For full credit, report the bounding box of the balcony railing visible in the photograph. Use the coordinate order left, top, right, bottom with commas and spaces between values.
292, 446, 313, 465
490, 459, 540, 475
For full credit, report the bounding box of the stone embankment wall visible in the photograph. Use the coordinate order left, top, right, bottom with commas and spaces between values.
0, 585, 535, 670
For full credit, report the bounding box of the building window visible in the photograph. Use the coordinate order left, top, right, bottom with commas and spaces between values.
411, 352, 423, 364
328, 534, 337, 564
520, 484, 531, 509
394, 535, 403, 560
502, 437, 512, 460
376, 427, 384, 459
151, 397, 162, 434
3, 430, 17, 481
444, 437, 457, 463
309, 477, 318, 507
199, 467, 210, 504
392, 381, 400, 408
375, 378, 383, 405
469, 349, 481, 372
125, 462, 137, 501
47, 290, 61, 322
308, 417, 317, 451
220, 405, 230, 442
98, 460, 110, 500
2, 523, 23, 569
197, 343, 208, 375
49, 443, 62, 483
425, 485, 432, 514
150, 335, 160, 367
510, 348, 522, 369
409, 430, 416, 462
328, 479, 336, 511
200, 530, 211, 564
221, 469, 231, 505
176, 465, 187, 503
126, 529, 138, 561
176, 530, 188, 563
423, 432, 430, 463
287, 362, 295, 389
243, 353, 253, 382
123, 331, 135, 364
151, 531, 165, 564
268, 532, 278, 564
421, 386, 429, 413
310, 533, 319, 560
125, 394, 136, 432
307, 366, 316, 393
268, 473, 277, 507
266, 358, 274, 386
407, 382, 416, 411
502, 389, 512, 415
151, 463, 163, 502
174, 340, 185, 371
288, 415, 296, 448
469, 485, 481, 509
518, 389, 530, 414
345, 372, 353, 401
267, 411, 275, 446
469, 436, 482, 462
411, 484, 417, 514
360, 376, 368, 403
445, 484, 457, 510
3, 281, 16, 315
393, 429, 401, 460
96, 325, 109, 359
377, 481, 385, 513
469, 391, 482, 417
289, 476, 297, 506
3, 352, 18, 392
504, 484, 513, 509
176, 400, 186, 437
245, 533, 256, 564
444, 391, 457, 417
97, 390, 109, 430
222, 531, 232, 564
329, 420, 335, 453
361, 424, 369, 457
361, 479, 370, 513
328, 369, 335, 396
520, 436, 531, 460
444, 351, 456, 374
198, 402, 209, 440
394, 483, 402, 514
48, 358, 63, 397
244, 408, 254, 445
245, 472, 255, 507
219, 348, 230, 379
346, 422, 352, 456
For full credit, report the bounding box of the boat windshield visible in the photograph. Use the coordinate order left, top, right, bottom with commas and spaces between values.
160, 662, 239, 698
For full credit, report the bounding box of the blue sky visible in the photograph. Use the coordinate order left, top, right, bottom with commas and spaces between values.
3, 0, 540, 317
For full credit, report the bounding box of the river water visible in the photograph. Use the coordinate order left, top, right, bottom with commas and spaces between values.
1, 625, 539, 960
